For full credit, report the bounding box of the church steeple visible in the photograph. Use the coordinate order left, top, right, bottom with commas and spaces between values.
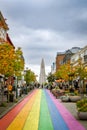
39, 58, 46, 85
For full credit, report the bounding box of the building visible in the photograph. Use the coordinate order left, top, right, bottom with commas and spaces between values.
71, 46, 87, 69
63, 47, 81, 64
70, 46, 87, 90
6, 33, 15, 48
56, 52, 65, 72
39, 58, 46, 85
0, 11, 16, 87
0, 11, 15, 48
0, 11, 9, 42
56, 47, 81, 72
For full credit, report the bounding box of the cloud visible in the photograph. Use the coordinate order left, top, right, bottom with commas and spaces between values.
9, 27, 63, 64
1, 0, 87, 35
9, 27, 87, 66
0, 0, 87, 77
27, 0, 54, 7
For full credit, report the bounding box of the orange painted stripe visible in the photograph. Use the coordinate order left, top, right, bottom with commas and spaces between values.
23, 89, 41, 130
0, 89, 37, 130
7, 90, 38, 130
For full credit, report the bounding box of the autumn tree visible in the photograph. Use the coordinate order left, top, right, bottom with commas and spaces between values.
0, 43, 15, 76
75, 58, 87, 80
0, 44, 24, 78
24, 69, 36, 84
55, 62, 75, 81
74, 58, 87, 92
14, 47, 25, 79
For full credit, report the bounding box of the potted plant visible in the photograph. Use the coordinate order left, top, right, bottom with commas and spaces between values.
7, 91, 14, 102
69, 95, 81, 102
76, 98, 87, 119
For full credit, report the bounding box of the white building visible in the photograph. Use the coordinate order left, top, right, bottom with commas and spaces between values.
71, 45, 87, 68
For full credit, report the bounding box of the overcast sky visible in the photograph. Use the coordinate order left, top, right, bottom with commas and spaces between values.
0, 0, 87, 80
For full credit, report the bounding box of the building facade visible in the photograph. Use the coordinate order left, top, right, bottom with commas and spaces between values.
56, 47, 81, 72
0, 11, 15, 48
0, 11, 9, 42
71, 46, 87, 69
39, 58, 46, 85
56, 52, 65, 72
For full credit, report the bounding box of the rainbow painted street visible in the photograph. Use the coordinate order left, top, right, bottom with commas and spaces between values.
0, 89, 86, 130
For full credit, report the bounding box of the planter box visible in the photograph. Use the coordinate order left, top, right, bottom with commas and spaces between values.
77, 112, 87, 120
60, 96, 70, 102
69, 96, 81, 102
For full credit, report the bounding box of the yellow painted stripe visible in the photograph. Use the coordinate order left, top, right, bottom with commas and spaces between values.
7, 90, 38, 130
23, 89, 41, 130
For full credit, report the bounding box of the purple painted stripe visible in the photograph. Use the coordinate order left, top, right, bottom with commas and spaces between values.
47, 90, 86, 130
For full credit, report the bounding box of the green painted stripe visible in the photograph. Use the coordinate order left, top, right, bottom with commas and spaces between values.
38, 90, 53, 130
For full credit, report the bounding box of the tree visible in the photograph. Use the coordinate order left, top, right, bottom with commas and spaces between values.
47, 72, 55, 83
14, 47, 25, 78
0, 43, 25, 102
0, 43, 15, 76
24, 69, 36, 84
0, 44, 24, 78
0, 43, 16, 103
74, 59, 87, 92
55, 63, 72, 81
75, 58, 87, 80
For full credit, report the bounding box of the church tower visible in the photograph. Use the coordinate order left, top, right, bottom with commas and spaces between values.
39, 58, 46, 85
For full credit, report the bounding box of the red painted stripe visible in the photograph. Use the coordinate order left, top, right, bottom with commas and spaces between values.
0, 89, 37, 130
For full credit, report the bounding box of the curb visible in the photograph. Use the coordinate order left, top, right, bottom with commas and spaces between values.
0, 92, 31, 119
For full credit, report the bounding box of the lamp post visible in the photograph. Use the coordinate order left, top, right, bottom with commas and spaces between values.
68, 72, 74, 86
24, 67, 28, 94
15, 76, 18, 99
13, 75, 18, 99
0, 74, 4, 103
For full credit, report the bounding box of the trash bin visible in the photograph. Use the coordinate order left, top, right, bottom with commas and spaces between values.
9, 93, 14, 102
7, 93, 14, 102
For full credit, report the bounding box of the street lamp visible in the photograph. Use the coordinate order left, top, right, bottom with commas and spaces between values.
0, 74, 4, 103
13, 75, 18, 99
24, 67, 28, 94
68, 72, 75, 86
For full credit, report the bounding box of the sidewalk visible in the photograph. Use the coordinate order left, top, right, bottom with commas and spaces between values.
0, 93, 28, 119
61, 100, 87, 129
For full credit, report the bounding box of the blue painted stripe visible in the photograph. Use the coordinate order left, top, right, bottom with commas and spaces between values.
44, 89, 69, 130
